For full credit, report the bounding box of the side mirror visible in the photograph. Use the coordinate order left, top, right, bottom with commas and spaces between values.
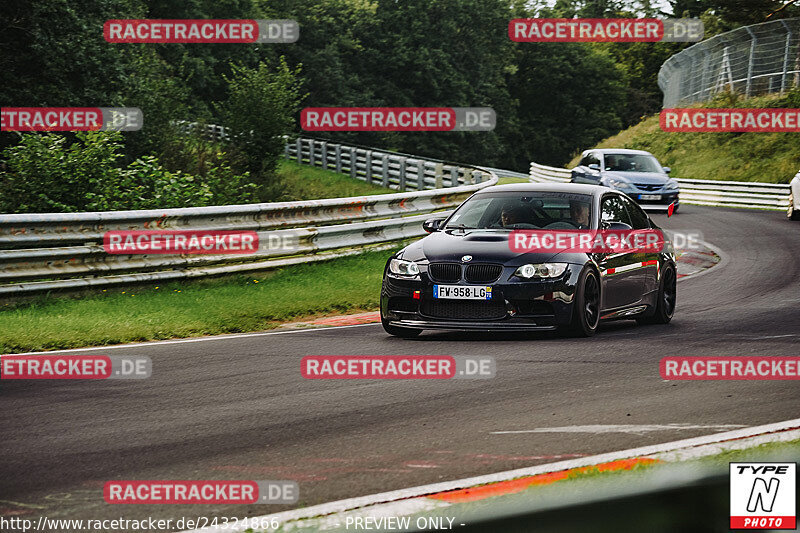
588, 163, 601, 171
423, 218, 445, 233
662, 167, 671, 174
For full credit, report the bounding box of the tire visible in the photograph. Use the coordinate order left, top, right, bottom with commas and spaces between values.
564, 268, 600, 337
381, 318, 422, 338
789, 192, 800, 221
637, 263, 676, 325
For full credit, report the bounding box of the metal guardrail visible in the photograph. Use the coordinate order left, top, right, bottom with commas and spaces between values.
529, 162, 792, 210
0, 139, 497, 296
658, 18, 800, 108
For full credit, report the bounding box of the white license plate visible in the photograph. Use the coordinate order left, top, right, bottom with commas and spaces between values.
639, 194, 661, 201
433, 285, 492, 300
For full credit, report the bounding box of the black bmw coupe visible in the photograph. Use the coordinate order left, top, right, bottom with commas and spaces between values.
380, 183, 677, 337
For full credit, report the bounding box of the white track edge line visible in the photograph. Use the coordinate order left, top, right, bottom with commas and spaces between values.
2, 322, 380, 356
182, 417, 800, 532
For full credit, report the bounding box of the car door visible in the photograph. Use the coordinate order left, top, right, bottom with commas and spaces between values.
597, 194, 642, 311
618, 195, 659, 299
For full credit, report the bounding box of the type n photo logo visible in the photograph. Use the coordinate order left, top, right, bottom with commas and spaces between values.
730, 463, 796, 529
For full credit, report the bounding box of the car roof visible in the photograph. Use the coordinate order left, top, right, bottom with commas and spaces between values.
473, 182, 613, 198
587, 148, 654, 156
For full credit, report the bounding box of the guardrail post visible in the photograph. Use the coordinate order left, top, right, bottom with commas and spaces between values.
450, 167, 458, 187
435, 163, 443, 189
296, 138, 303, 163
335, 144, 342, 173
399, 157, 407, 191
309, 140, 316, 167
745, 27, 756, 97
781, 21, 792, 94
472, 170, 482, 184
382, 155, 389, 187
284, 141, 290, 160
350, 148, 357, 179
321, 142, 328, 170
366, 150, 373, 184
417, 161, 425, 190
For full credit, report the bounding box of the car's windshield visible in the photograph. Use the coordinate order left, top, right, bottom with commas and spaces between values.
444, 192, 593, 230
603, 154, 663, 173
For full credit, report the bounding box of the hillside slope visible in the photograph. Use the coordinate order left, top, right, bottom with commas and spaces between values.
567, 90, 800, 184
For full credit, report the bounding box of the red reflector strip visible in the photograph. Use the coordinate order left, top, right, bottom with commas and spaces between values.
606, 268, 616, 275
642, 260, 658, 266
412, 291, 421, 299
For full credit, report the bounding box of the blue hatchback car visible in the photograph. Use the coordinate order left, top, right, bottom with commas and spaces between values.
571, 149, 679, 212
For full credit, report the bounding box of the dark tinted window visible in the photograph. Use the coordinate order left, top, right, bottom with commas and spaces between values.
618, 195, 650, 229
601, 195, 633, 227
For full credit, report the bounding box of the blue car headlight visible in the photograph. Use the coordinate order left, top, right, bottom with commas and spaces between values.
606, 178, 635, 191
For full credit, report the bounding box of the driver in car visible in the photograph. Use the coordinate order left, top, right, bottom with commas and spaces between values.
569, 201, 590, 229
500, 205, 527, 228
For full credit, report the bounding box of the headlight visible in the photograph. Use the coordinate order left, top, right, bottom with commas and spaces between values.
606, 178, 633, 190
389, 258, 420, 277
665, 179, 679, 190
514, 263, 568, 279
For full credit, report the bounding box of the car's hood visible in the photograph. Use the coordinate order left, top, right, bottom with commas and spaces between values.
398, 230, 587, 265
602, 171, 668, 184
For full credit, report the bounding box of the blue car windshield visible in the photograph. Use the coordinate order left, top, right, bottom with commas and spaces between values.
603, 154, 663, 173
444, 192, 593, 230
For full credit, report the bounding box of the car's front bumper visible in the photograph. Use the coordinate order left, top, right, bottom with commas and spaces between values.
629, 191, 679, 209
380, 265, 583, 331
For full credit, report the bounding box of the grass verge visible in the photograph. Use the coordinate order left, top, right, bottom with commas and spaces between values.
277, 159, 391, 200
0, 247, 400, 354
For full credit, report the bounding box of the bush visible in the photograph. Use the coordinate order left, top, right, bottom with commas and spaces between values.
0, 132, 124, 213
218, 57, 305, 201
0, 132, 258, 213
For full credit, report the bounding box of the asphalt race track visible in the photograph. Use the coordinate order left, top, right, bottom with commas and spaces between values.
2, 205, 799, 526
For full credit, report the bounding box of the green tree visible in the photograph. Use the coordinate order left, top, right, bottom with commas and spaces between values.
510, 43, 628, 165
217, 57, 305, 200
